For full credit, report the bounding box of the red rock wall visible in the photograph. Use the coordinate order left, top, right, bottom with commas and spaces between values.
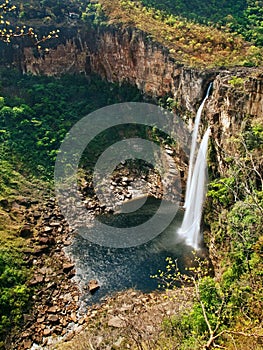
20, 26, 215, 112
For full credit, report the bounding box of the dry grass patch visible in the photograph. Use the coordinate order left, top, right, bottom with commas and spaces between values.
53, 288, 193, 350
97, 0, 262, 68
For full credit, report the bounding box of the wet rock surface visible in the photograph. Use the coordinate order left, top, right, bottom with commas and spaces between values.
10, 158, 181, 349
87, 280, 100, 294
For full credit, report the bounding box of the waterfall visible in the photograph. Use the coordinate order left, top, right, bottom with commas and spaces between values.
184, 83, 212, 209
178, 84, 212, 249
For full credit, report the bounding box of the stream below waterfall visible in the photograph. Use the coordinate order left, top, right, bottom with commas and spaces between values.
66, 197, 200, 305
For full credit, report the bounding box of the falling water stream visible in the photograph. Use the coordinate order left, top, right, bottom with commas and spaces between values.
68, 86, 211, 303
177, 128, 210, 249
183, 83, 212, 210
178, 83, 212, 249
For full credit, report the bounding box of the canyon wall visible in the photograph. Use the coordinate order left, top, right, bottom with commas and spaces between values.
2, 24, 262, 172
206, 69, 263, 173
17, 26, 216, 112
1, 23, 262, 268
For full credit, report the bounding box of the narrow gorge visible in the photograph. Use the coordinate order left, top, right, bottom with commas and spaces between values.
0, 6, 262, 349
4, 23, 262, 186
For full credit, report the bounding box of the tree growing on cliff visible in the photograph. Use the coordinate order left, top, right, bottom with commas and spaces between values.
153, 252, 263, 349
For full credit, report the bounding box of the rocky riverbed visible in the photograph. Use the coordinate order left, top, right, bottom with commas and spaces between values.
9, 150, 183, 349
9, 197, 81, 350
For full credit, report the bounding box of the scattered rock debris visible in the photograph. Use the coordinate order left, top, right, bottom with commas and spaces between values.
10, 158, 183, 350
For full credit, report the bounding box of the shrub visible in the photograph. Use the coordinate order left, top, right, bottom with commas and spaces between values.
0, 250, 31, 343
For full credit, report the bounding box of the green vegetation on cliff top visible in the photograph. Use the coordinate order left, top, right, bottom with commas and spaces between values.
140, 0, 263, 46
4, 0, 263, 67
93, 0, 262, 67
0, 1, 262, 349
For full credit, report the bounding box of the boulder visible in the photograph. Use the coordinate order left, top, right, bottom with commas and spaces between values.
108, 316, 125, 328
22, 340, 32, 349
47, 306, 57, 313
43, 328, 51, 337
38, 237, 50, 245
47, 314, 59, 323
63, 263, 75, 274
20, 224, 33, 238
43, 226, 53, 233
49, 222, 61, 227
87, 279, 100, 294
70, 312, 77, 323
28, 275, 44, 286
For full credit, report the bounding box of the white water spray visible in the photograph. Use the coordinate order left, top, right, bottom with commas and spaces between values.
184, 83, 212, 209
178, 84, 212, 249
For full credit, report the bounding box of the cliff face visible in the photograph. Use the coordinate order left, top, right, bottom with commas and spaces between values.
18, 26, 215, 112
3, 25, 262, 170
1, 23, 262, 280
206, 70, 263, 173
17, 26, 262, 113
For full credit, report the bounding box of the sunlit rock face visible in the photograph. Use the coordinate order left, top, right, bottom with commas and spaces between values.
19, 25, 262, 114
1, 24, 262, 175
11, 26, 214, 111
205, 71, 263, 174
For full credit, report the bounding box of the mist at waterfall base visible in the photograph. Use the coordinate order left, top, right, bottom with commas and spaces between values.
67, 203, 194, 305
67, 88, 211, 304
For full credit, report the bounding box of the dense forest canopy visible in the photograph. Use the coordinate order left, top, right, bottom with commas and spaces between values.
140, 0, 263, 46
0, 70, 143, 179
141, 0, 248, 23
4, 0, 262, 47
0, 1, 262, 350
0, 69, 143, 344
